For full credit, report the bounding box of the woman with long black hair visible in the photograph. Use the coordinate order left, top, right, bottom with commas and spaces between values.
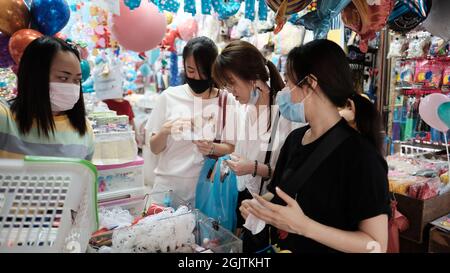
240, 39, 390, 253
0, 36, 94, 160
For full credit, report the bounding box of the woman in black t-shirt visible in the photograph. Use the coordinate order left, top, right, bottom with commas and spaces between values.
240, 39, 390, 253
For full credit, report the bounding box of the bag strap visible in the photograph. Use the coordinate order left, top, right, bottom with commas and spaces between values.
275, 124, 352, 200
214, 91, 228, 143
259, 111, 281, 195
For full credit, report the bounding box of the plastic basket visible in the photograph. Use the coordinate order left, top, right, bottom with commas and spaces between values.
0, 156, 98, 253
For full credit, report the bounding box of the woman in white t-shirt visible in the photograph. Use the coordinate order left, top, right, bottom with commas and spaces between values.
146, 37, 235, 204
212, 40, 303, 232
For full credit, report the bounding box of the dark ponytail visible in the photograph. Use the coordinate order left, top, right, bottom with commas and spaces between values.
266, 60, 284, 99
352, 94, 384, 155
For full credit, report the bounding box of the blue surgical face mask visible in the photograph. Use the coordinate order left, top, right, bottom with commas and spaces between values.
276, 77, 311, 123
248, 87, 260, 105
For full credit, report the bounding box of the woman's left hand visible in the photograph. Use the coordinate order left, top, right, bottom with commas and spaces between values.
246, 187, 312, 236
193, 140, 214, 156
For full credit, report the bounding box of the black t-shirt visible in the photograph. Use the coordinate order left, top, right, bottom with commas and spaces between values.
267, 119, 390, 253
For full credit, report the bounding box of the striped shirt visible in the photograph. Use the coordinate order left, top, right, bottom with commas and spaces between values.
0, 100, 95, 160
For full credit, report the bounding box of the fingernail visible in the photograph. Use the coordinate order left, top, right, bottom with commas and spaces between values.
275, 187, 280, 191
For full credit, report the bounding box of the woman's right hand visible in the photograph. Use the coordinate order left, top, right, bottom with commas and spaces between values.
161, 118, 192, 136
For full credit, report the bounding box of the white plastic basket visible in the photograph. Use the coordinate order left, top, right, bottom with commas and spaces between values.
0, 156, 98, 253
400, 144, 442, 157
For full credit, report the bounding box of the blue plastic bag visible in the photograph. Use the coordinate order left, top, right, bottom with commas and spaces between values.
195, 155, 238, 232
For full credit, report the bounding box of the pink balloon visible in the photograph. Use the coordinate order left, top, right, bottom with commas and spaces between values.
177, 18, 198, 41
419, 93, 450, 132
112, 1, 166, 52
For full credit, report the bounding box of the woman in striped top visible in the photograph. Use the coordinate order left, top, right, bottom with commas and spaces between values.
0, 36, 94, 160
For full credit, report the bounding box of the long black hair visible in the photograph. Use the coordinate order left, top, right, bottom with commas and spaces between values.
286, 39, 384, 154
10, 36, 87, 138
182, 36, 218, 92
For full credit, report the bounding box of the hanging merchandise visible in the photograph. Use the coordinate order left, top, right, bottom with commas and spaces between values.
387, 34, 407, 58
169, 51, 179, 86
202, 0, 213, 14
442, 67, 450, 93
124, 0, 142, 10
245, 0, 256, 21
259, 0, 269, 21
399, 60, 415, 88
342, 0, 394, 53
184, 0, 196, 15
406, 31, 431, 59
428, 36, 447, 57
292, 0, 351, 39
388, 0, 432, 33
153, 0, 181, 13
413, 60, 443, 90
211, 0, 242, 20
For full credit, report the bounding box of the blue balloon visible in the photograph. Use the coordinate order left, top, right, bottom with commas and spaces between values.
292, 0, 351, 39
80, 60, 90, 83
82, 77, 94, 93
140, 63, 151, 77
31, 0, 71, 36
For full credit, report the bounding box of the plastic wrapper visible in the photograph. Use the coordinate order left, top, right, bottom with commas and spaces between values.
413, 60, 443, 89
388, 35, 407, 58
407, 31, 431, 59
407, 178, 441, 200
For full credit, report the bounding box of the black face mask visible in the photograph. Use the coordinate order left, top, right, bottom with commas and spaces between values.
186, 77, 212, 94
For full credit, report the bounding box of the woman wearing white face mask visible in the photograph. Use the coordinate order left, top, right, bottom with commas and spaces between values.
240, 39, 390, 253
0, 36, 94, 160
212, 40, 303, 235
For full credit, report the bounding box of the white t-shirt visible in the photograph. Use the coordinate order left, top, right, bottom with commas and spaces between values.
146, 84, 237, 201
235, 99, 304, 195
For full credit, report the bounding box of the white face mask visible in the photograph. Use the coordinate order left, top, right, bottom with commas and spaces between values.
49, 82, 80, 112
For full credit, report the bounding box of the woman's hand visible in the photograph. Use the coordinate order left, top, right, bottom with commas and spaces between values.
225, 154, 254, 176
161, 118, 192, 136
246, 187, 312, 236
193, 140, 215, 156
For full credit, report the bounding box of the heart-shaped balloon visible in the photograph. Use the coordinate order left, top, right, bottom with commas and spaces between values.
419, 93, 450, 132
438, 101, 450, 130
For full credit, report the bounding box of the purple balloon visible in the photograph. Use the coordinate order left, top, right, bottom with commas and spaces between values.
0, 33, 15, 68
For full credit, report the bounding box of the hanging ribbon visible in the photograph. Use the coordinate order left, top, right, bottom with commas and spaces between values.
245, 0, 256, 21
169, 51, 179, 87
258, 0, 268, 21
184, 0, 196, 15
202, 0, 212, 14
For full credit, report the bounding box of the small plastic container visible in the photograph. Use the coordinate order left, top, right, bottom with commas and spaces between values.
96, 157, 145, 202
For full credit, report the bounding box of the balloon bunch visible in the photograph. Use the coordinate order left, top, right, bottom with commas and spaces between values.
0, 0, 71, 68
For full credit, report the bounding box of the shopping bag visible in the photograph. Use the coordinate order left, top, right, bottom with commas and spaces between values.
195, 155, 238, 232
